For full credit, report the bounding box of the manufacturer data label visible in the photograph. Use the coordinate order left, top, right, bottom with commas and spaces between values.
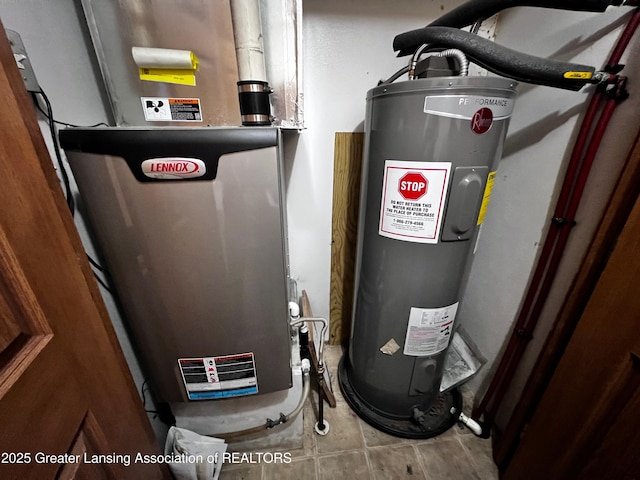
379, 160, 451, 244
404, 303, 459, 356
178, 352, 258, 400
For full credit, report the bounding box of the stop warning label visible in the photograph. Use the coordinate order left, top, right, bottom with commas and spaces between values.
398, 172, 428, 200
379, 160, 451, 244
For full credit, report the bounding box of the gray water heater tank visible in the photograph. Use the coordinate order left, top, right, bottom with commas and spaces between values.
339, 75, 517, 438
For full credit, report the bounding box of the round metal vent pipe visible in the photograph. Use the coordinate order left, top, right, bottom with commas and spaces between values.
230, 0, 272, 125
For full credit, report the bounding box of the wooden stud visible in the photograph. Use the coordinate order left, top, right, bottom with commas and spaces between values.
330, 132, 364, 345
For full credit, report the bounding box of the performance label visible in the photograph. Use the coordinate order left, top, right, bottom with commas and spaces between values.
424, 95, 515, 120
404, 303, 459, 356
379, 160, 451, 244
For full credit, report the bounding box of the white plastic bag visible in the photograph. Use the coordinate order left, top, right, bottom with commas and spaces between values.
164, 426, 227, 480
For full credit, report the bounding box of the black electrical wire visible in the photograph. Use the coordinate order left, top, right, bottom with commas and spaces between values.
31, 89, 114, 292
141, 379, 159, 416
379, 65, 411, 85
93, 272, 112, 293
32, 90, 76, 215
88, 254, 113, 293
87, 253, 110, 276
33, 99, 108, 128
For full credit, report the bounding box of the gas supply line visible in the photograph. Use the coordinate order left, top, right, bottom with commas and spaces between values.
289, 302, 331, 436
205, 302, 332, 440
209, 358, 312, 440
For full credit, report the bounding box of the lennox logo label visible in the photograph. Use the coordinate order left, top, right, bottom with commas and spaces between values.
471, 108, 493, 134
141, 158, 206, 179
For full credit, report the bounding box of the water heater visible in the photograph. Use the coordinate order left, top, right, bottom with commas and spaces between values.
337, 0, 617, 436
339, 75, 517, 438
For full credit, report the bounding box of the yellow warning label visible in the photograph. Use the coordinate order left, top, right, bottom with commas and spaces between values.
563, 71, 593, 80
477, 171, 496, 225
139, 68, 196, 86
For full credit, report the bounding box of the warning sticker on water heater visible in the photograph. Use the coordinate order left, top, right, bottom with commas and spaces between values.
379, 160, 451, 243
404, 303, 459, 356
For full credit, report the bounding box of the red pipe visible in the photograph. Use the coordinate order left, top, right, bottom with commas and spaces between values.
609, 8, 640, 65
552, 92, 604, 221
473, 8, 639, 423
473, 91, 605, 421
526, 101, 619, 339
474, 96, 618, 422
472, 89, 605, 421
562, 98, 620, 227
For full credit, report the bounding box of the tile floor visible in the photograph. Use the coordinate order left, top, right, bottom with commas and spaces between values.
220, 345, 499, 480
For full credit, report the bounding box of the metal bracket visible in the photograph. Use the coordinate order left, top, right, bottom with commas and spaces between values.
6, 30, 39, 92
606, 76, 629, 101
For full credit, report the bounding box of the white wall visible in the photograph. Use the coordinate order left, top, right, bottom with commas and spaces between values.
457, 6, 640, 423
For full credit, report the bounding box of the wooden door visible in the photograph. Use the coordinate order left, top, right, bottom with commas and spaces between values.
0, 24, 169, 480
503, 177, 640, 478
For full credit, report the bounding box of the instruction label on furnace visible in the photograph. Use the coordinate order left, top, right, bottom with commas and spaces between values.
404, 303, 459, 356
379, 160, 451, 244
178, 352, 258, 400
141, 97, 202, 122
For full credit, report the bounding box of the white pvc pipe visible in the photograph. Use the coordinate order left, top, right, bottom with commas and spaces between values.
458, 411, 484, 437
229, 0, 267, 81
